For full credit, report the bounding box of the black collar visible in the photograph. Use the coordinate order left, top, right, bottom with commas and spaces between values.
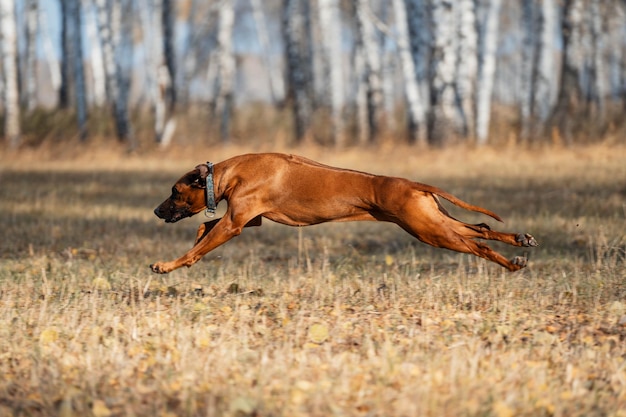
205, 162, 217, 217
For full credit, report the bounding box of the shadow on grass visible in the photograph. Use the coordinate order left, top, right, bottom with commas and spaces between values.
1, 169, 623, 268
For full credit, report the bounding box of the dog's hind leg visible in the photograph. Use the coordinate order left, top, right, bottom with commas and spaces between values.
402, 223, 530, 271
453, 237, 530, 271
389, 193, 534, 271
462, 223, 538, 248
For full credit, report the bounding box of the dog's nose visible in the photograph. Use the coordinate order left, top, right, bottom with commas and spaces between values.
154, 207, 161, 218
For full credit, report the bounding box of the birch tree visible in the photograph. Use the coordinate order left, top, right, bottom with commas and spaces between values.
116, 0, 134, 143
317, 0, 345, 147
393, 0, 426, 146
533, 0, 556, 125
0, 0, 20, 147
146, 0, 168, 145
139, 0, 176, 146
59, 0, 71, 108
251, 0, 283, 104
211, 0, 236, 142
162, 0, 177, 109
283, 0, 313, 144
475, 0, 501, 146
39, 2, 62, 98
405, 0, 430, 116
69, 0, 88, 140
607, 0, 625, 106
355, 0, 384, 144
519, 0, 534, 141
428, 0, 457, 146
96, 0, 133, 144
520, 0, 557, 142
551, 0, 585, 144
180, 0, 203, 107
587, 0, 606, 123
23, 0, 39, 111
453, 0, 477, 139
353, 37, 369, 145
86, 3, 106, 107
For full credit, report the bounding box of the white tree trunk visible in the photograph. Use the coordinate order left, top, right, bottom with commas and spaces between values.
283, 0, 313, 143
213, 0, 236, 142
23, 0, 39, 111
59, 0, 71, 108
162, 0, 176, 109
69, 0, 88, 140
405, 0, 430, 115
453, 0, 477, 139
606, 0, 624, 102
588, 0, 605, 121
355, 0, 384, 143
533, 0, 556, 123
96, 0, 133, 143
86, 3, 106, 107
251, 0, 283, 104
353, 41, 369, 145
475, 0, 501, 146
0, 0, 20, 147
318, 0, 345, 147
393, 0, 426, 146
39, 3, 61, 95
552, 0, 585, 144
428, 0, 457, 146
139, 0, 176, 146
117, 0, 135, 147
519, 0, 534, 141
142, 0, 165, 143
520, 0, 556, 141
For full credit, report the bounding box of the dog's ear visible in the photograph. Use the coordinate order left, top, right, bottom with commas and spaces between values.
192, 164, 209, 187
195, 164, 209, 179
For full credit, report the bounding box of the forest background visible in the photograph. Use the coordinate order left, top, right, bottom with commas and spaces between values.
1, 0, 625, 150
1, 1, 626, 416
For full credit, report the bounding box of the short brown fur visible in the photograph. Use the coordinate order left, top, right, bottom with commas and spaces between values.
151, 153, 537, 273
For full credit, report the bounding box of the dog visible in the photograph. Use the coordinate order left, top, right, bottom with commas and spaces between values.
151, 153, 537, 274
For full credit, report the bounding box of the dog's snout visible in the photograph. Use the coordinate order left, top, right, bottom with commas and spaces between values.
154, 203, 166, 219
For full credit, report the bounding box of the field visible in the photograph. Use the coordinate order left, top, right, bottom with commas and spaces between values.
1, 143, 625, 416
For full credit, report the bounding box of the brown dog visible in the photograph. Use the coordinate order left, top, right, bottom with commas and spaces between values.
151, 153, 537, 274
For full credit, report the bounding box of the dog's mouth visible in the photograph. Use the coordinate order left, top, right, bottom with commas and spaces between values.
155, 205, 191, 223
162, 210, 189, 223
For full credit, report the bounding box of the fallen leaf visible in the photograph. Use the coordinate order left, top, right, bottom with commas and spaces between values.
92, 277, 111, 291
308, 323, 329, 344
39, 328, 59, 345
493, 401, 514, 417
92, 399, 112, 417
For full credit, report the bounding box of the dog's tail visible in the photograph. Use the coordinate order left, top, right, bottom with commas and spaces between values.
415, 182, 503, 222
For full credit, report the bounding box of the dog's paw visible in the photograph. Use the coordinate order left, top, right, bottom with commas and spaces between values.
510, 256, 528, 268
516, 233, 538, 247
150, 262, 169, 274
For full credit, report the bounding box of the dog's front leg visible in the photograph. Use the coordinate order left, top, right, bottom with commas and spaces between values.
194, 215, 262, 245
194, 219, 221, 245
150, 215, 262, 274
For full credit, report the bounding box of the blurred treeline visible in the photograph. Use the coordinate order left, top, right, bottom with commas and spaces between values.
0, 0, 625, 150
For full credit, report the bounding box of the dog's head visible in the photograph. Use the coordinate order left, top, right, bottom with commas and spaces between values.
154, 164, 210, 223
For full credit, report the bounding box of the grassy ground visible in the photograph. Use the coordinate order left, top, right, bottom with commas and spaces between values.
0, 143, 625, 416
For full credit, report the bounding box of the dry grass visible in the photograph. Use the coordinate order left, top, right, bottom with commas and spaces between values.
0, 143, 625, 417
